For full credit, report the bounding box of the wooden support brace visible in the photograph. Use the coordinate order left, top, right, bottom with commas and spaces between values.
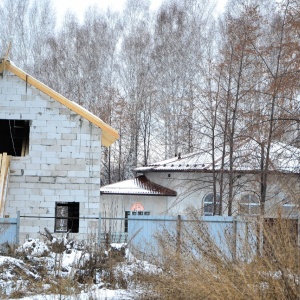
0, 153, 11, 217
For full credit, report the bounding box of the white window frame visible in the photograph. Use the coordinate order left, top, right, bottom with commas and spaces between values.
203, 193, 220, 216
55, 202, 80, 233
124, 211, 150, 233
128, 211, 150, 216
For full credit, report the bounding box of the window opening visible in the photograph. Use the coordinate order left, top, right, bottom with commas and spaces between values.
203, 193, 220, 216
127, 211, 150, 216
55, 202, 79, 233
124, 211, 130, 233
239, 194, 260, 215
0, 119, 30, 156
124, 210, 150, 232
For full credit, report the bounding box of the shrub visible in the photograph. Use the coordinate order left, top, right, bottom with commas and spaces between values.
136, 212, 300, 300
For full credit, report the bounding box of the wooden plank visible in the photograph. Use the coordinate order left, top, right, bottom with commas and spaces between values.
0, 153, 11, 217
102, 133, 120, 148
21, 134, 27, 157
0, 153, 6, 185
0, 154, 5, 216
0, 61, 4, 73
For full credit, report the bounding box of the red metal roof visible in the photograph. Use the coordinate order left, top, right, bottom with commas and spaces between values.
100, 175, 177, 196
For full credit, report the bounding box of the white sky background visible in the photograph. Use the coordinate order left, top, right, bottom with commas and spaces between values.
52, 0, 227, 24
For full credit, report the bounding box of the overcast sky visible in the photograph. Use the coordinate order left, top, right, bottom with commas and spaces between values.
52, 0, 227, 24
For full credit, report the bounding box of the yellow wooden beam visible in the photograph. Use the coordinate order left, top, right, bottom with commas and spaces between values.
0, 60, 5, 73
0, 153, 11, 216
102, 132, 120, 148
4, 61, 119, 147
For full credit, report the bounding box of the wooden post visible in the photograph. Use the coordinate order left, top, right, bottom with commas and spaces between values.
232, 218, 237, 261
176, 215, 182, 255
16, 211, 20, 245
0, 153, 11, 217
98, 213, 101, 246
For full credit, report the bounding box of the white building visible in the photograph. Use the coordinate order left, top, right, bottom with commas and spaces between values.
100, 140, 300, 235
0, 58, 119, 242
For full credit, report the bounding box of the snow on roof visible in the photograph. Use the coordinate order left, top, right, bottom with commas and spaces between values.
134, 145, 230, 172
135, 140, 300, 174
135, 150, 219, 172
100, 175, 177, 196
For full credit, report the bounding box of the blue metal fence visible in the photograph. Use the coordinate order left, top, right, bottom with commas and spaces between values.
0, 212, 19, 249
127, 215, 258, 258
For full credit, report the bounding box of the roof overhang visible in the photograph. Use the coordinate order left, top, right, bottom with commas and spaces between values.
100, 175, 177, 196
0, 59, 119, 147
135, 167, 300, 175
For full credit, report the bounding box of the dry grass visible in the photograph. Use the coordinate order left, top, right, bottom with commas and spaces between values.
136, 212, 300, 300
0, 232, 129, 298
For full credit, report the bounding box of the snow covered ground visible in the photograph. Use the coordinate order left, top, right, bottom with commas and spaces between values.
0, 238, 156, 299
10, 289, 136, 300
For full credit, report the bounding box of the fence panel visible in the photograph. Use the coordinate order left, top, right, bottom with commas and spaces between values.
127, 215, 256, 258
128, 215, 177, 255
235, 218, 258, 260
200, 216, 235, 258
0, 213, 19, 251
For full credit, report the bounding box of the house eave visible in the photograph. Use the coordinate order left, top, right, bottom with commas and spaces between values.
100, 175, 177, 197
100, 191, 176, 196
136, 168, 300, 175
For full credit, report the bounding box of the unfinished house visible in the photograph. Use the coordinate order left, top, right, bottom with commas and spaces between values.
0, 59, 119, 242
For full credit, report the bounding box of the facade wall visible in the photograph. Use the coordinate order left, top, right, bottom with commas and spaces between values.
100, 194, 171, 233
100, 171, 300, 238
0, 72, 102, 242
146, 171, 217, 214
145, 171, 300, 217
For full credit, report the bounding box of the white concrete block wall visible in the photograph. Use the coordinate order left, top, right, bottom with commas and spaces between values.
0, 72, 102, 242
